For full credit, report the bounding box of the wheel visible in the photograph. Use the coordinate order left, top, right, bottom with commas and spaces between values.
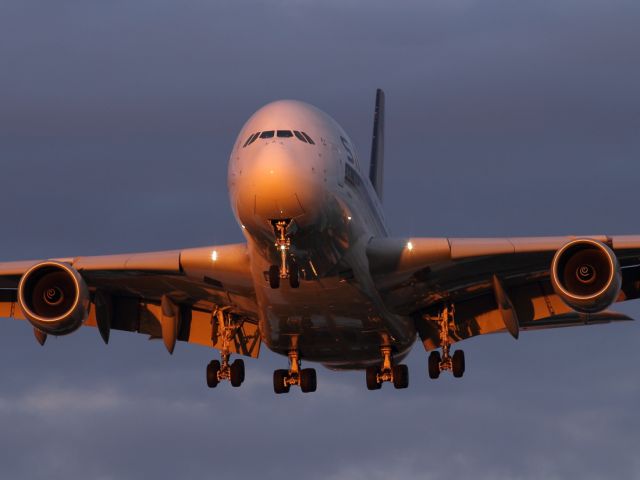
300, 368, 317, 393
269, 265, 280, 289
392, 364, 409, 389
235, 358, 246, 383
273, 369, 290, 394
452, 350, 465, 378
288, 261, 300, 289
206, 360, 220, 388
230, 359, 245, 387
366, 366, 381, 390
428, 351, 441, 379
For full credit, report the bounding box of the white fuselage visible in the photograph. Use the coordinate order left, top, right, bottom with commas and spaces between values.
228, 101, 414, 368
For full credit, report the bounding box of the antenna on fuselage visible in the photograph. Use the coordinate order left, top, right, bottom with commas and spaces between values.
369, 88, 385, 202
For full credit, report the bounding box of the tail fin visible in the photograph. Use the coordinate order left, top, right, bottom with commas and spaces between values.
369, 88, 385, 202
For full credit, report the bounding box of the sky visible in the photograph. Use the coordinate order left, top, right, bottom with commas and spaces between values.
1, 0, 640, 478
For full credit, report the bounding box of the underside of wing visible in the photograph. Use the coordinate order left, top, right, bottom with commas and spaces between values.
368, 235, 640, 349
0, 243, 261, 358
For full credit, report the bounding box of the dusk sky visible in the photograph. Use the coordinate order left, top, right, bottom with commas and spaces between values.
1, 1, 639, 478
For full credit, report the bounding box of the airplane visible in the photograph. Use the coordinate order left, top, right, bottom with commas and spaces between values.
1, 89, 638, 394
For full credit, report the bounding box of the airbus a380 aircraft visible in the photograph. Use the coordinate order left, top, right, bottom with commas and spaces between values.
1, 90, 638, 394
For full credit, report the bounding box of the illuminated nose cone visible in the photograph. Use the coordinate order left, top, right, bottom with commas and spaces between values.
238, 143, 322, 225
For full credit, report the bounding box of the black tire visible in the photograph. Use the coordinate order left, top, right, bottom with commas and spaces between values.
269, 265, 280, 289
366, 366, 381, 390
392, 364, 409, 389
452, 350, 465, 378
300, 368, 317, 393
230, 359, 245, 387
206, 360, 220, 388
428, 351, 441, 379
288, 261, 300, 289
273, 369, 290, 394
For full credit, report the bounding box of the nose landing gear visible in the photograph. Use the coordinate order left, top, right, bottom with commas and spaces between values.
206, 308, 246, 388
273, 350, 317, 394
268, 219, 300, 289
427, 304, 465, 379
365, 346, 409, 390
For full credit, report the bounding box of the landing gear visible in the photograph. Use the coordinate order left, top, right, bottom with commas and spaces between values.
288, 260, 300, 288
273, 350, 317, 394
206, 360, 221, 388
428, 304, 466, 379
452, 350, 465, 378
365, 346, 409, 390
206, 308, 246, 388
428, 351, 441, 379
273, 369, 290, 394
268, 220, 300, 289
268, 265, 280, 289
366, 366, 381, 390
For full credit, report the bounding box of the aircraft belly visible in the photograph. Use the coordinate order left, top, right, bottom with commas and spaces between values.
255, 275, 415, 366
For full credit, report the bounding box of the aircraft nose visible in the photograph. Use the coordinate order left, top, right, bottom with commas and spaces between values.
237, 143, 323, 224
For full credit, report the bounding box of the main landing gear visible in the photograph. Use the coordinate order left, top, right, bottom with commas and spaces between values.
428, 304, 465, 379
273, 350, 317, 394
206, 308, 246, 388
365, 346, 409, 390
268, 220, 300, 289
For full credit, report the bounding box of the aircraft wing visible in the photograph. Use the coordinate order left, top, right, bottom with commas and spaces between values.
0, 243, 261, 357
367, 235, 640, 349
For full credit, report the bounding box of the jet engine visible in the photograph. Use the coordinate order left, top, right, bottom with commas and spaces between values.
18, 261, 90, 335
550, 239, 621, 313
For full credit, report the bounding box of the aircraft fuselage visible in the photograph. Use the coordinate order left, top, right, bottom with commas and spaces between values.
228, 100, 414, 368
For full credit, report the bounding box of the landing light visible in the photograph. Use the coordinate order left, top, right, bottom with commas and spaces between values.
407, 241, 414, 252
347, 216, 352, 221
211, 250, 218, 262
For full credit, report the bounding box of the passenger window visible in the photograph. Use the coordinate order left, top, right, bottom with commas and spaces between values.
345, 163, 361, 187
260, 131, 275, 139
277, 130, 294, 138
293, 131, 307, 143
340, 136, 354, 164
247, 132, 261, 145
301, 132, 315, 144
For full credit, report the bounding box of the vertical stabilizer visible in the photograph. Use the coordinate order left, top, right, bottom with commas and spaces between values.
369, 89, 385, 202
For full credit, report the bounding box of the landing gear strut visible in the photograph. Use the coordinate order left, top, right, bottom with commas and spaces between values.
428, 304, 465, 379
268, 220, 299, 289
206, 308, 245, 388
273, 350, 317, 394
365, 346, 409, 390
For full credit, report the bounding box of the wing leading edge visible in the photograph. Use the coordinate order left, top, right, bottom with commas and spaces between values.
367, 235, 640, 350
0, 244, 261, 357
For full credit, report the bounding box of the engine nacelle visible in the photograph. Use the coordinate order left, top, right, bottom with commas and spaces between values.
18, 261, 90, 335
550, 239, 621, 313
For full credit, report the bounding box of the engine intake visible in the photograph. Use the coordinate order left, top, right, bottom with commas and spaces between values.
18, 261, 90, 335
550, 239, 621, 313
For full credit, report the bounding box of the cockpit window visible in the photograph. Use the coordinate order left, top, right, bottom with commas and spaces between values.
301, 132, 315, 144
293, 131, 307, 143
242, 132, 261, 147
249, 132, 260, 145
242, 133, 254, 148
246, 129, 313, 145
